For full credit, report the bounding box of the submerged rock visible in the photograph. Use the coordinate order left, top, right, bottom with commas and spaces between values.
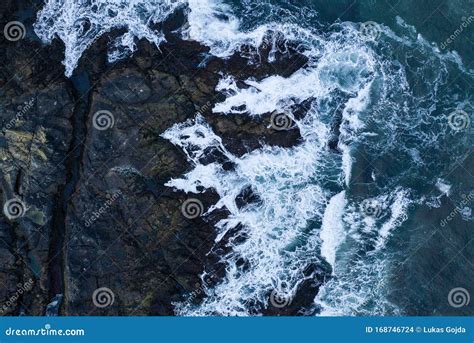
46, 294, 63, 316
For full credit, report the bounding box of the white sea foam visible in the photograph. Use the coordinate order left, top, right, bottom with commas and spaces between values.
34, 0, 186, 76
315, 188, 411, 316
436, 178, 451, 196
164, 18, 383, 316
161, 2, 420, 316
315, 254, 401, 316
320, 191, 346, 270
35, 0, 473, 317
185, 0, 268, 58
33, 0, 302, 77
164, 113, 333, 315
377, 189, 411, 249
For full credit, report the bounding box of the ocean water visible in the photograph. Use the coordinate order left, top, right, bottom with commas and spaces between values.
34, 0, 473, 316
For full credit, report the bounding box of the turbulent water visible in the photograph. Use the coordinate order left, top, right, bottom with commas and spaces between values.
34, 0, 473, 316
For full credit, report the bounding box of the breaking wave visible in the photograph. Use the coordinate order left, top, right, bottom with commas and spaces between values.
34, 0, 187, 76
35, 0, 473, 316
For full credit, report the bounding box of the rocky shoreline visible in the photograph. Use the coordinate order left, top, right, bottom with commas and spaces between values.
0, 1, 329, 315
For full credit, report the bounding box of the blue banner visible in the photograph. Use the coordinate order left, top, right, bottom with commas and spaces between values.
0, 317, 472, 343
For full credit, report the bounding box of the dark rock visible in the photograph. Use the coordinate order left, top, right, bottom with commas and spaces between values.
235, 186, 262, 209
0, 2, 309, 316
100, 70, 152, 104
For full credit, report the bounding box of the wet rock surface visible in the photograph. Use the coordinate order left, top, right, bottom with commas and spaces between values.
0, 2, 319, 316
